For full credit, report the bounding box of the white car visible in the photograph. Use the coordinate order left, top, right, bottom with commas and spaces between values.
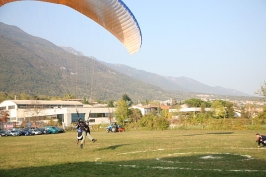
31, 129, 42, 135
6, 130, 20, 136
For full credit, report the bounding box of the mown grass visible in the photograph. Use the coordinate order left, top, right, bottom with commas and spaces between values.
0, 130, 266, 177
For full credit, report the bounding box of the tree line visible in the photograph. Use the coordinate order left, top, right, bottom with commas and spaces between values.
1, 82, 265, 130
113, 81, 266, 130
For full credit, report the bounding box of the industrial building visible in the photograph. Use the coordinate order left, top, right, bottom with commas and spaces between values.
0, 100, 116, 129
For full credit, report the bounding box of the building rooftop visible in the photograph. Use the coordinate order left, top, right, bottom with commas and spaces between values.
2, 100, 83, 106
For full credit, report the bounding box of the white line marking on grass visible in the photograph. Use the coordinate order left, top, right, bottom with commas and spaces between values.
97, 164, 266, 173
167, 152, 215, 156
119, 165, 137, 168
117, 150, 147, 155
241, 155, 253, 160
240, 148, 266, 150
151, 166, 266, 172
157, 149, 165, 151
169, 152, 188, 155
117, 149, 165, 155
118, 146, 263, 156
168, 152, 254, 160
156, 158, 193, 164
200, 155, 222, 159
95, 158, 102, 164
95, 152, 265, 173
222, 153, 254, 161
171, 147, 266, 150
156, 158, 174, 163
228, 169, 266, 172
152, 166, 224, 171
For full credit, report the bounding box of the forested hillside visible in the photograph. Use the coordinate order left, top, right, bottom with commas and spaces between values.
0, 22, 183, 102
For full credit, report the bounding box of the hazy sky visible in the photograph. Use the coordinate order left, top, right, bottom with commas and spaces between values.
0, 0, 265, 95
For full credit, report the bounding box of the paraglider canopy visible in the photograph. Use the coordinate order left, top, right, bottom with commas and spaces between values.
0, 0, 142, 54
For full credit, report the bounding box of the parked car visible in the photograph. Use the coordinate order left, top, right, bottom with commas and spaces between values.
56, 127, 65, 133
20, 129, 34, 136
6, 130, 20, 136
0, 130, 8, 137
8, 128, 20, 131
45, 126, 59, 134
31, 129, 42, 135
7, 128, 23, 136
38, 128, 51, 134
4, 130, 12, 136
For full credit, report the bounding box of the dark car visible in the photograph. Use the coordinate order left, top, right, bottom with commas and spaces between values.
0, 130, 8, 137
20, 129, 34, 136
38, 128, 51, 134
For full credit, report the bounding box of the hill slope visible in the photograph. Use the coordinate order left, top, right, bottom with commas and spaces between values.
103, 63, 250, 96
0, 22, 179, 101
0, 22, 251, 102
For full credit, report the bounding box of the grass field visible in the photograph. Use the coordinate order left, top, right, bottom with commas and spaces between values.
0, 130, 266, 177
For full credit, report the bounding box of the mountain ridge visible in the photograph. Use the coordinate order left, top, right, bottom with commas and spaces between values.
0, 22, 180, 102
0, 22, 251, 103
101, 62, 250, 97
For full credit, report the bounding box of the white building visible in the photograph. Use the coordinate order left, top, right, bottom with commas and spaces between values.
169, 104, 211, 118
169, 107, 211, 113
0, 100, 116, 128
131, 104, 159, 115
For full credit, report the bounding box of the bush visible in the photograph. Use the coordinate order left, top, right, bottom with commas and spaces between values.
171, 117, 266, 130
155, 117, 170, 130
138, 113, 169, 130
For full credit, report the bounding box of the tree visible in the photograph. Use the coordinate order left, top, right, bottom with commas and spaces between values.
24, 100, 44, 128
255, 81, 266, 100
122, 94, 133, 107
0, 92, 7, 103
225, 101, 235, 118
107, 100, 115, 107
155, 117, 170, 130
139, 113, 156, 129
160, 108, 171, 119
139, 113, 169, 130
210, 100, 234, 118
195, 112, 209, 129
63, 94, 75, 100
0, 110, 9, 123
82, 97, 89, 104
107, 108, 115, 123
114, 99, 130, 125
184, 98, 203, 107
19, 93, 30, 100
6, 92, 16, 100
200, 102, 206, 113
139, 99, 149, 106
129, 108, 142, 123
184, 98, 211, 108
256, 105, 266, 121
211, 100, 226, 118
241, 103, 255, 119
